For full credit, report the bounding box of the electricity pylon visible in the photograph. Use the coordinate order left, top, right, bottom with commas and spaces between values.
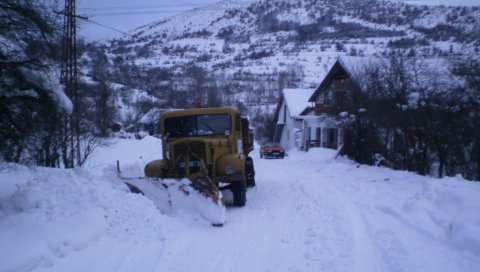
60, 0, 81, 168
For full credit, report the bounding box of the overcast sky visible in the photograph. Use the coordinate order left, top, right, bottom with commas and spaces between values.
76, 0, 220, 41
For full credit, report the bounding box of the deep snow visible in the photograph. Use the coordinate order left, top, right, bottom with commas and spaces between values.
1, 136, 479, 272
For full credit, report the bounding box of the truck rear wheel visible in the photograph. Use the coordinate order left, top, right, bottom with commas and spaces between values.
232, 178, 247, 206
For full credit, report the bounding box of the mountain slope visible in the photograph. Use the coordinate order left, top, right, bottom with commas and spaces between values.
83, 0, 480, 125
110, 0, 480, 70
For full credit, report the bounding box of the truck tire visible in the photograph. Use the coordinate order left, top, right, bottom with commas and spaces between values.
245, 156, 255, 188
232, 178, 247, 206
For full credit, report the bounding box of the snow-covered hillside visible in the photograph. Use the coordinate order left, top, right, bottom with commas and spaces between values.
1, 137, 479, 272
84, 0, 480, 118
103, 0, 480, 85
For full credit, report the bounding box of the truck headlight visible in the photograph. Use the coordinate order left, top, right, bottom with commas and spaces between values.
225, 165, 235, 175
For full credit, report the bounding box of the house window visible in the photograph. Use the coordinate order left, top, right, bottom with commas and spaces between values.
324, 90, 334, 106
316, 91, 334, 105
317, 93, 324, 104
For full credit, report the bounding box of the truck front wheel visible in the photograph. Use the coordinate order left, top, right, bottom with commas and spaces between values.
232, 178, 247, 206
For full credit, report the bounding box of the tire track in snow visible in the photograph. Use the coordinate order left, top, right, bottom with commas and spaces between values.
230, 157, 315, 272
285, 158, 386, 272
328, 166, 452, 272
318, 178, 385, 272
251, 156, 378, 271
289, 174, 355, 271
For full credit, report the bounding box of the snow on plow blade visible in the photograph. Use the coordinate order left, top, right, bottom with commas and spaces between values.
124, 177, 226, 226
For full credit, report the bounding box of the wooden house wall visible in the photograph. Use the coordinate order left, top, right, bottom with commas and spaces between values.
314, 78, 356, 116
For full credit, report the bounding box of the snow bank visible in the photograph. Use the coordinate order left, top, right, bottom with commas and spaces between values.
428, 176, 480, 253
0, 209, 106, 272
0, 163, 34, 198
84, 136, 162, 177
0, 165, 167, 272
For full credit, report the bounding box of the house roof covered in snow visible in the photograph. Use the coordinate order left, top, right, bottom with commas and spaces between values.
282, 88, 315, 117
309, 57, 366, 102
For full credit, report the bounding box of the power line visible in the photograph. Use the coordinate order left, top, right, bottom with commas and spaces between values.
56, 10, 131, 36
73, 1, 220, 36
83, 9, 191, 16
76, 1, 219, 17
80, 17, 133, 36
81, 6, 225, 17
78, 3, 209, 11
54, 10, 88, 20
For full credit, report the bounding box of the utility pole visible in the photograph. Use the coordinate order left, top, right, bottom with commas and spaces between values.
59, 0, 82, 167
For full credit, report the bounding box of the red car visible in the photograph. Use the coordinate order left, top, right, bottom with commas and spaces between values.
260, 142, 285, 159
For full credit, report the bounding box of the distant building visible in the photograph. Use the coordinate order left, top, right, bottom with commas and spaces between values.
273, 88, 314, 150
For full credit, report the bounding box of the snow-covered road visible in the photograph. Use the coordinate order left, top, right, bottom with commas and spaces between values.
243, 151, 479, 272
1, 137, 479, 272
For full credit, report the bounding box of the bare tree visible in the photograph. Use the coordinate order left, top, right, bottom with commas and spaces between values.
95, 80, 116, 137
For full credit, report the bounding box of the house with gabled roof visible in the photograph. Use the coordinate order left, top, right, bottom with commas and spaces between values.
273, 57, 366, 151
303, 58, 363, 150
273, 88, 315, 150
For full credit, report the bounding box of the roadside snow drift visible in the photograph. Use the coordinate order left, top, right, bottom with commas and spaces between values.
0, 165, 166, 272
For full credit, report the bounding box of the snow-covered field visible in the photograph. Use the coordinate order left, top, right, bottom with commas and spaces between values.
1, 136, 479, 272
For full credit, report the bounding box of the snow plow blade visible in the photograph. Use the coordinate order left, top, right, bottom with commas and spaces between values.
123, 176, 226, 227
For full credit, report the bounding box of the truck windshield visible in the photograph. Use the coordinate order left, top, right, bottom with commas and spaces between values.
164, 114, 231, 138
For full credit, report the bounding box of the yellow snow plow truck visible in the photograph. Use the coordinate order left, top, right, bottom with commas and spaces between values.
124, 107, 255, 226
